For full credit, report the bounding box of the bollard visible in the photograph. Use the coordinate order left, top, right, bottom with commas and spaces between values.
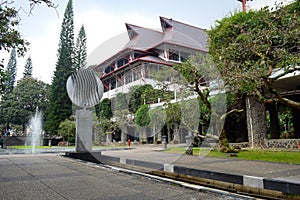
185, 135, 193, 155
127, 138, 131, 149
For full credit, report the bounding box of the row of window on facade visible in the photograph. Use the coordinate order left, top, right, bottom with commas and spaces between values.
102, 64, 166, 92
102, 50, 191, 75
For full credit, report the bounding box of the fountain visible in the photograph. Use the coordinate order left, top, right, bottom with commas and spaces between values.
29, 108, 42, 153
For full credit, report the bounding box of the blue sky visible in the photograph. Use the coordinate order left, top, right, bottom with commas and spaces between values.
2, 0, 294, 83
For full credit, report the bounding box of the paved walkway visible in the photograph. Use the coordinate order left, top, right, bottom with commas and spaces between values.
1, 154, 235, 200
1, 144, 300, 197
97, 144, 300, 196
102, 145, 300, 180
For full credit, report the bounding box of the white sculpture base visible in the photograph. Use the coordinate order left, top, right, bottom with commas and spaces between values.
75, 109, 92, 152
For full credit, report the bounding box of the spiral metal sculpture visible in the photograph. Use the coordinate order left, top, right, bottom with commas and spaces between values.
66, 69, 104, 108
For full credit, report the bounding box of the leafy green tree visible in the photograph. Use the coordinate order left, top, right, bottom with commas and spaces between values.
0, 93, 14, 129
0, 77, 49, 132
114, 93, 128, 111
207, 1, 300, 144
95, 98, 119, 139
74, 25, 87, 70
4, 48, 17, 94
23, 56, 33, 78
95, 98, 112, 120
45, 0, 75, 135
135, 104, 151, 127
0, 5, 27, 56
135, 104, 151, 143
142, 87, 174, 104
208, 1, 300, 109
175, 54, 241, 152
165, 103, 181, 143
128, 84, 153, 113
0, 4, 24, 94
57, 119, 76, 143
0, 64, 7, 95
0, 0, 56, 94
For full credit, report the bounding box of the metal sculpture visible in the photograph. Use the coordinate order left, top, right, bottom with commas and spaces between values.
67, 68, 103, 108
66, 69, 104, 152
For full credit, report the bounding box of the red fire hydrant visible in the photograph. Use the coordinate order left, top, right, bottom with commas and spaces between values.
127, 138, 131, 149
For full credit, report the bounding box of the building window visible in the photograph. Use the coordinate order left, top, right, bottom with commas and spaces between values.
132, 66, 141, 81
104, 65, 114, 74
116, 73, 124, 87
125, 70, 133, 84
134, 52, 143, 59
117, 58, 128, 68
169, 50, 179, 61
110, 77, 116, 90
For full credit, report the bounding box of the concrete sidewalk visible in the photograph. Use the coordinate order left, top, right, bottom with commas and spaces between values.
66, 144, 300, 199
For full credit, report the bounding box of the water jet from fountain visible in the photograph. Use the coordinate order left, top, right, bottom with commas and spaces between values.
29, 108, 42, 154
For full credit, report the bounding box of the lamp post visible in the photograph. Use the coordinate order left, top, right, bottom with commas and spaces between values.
237, 0, 253, 12
162, 135, 167, 150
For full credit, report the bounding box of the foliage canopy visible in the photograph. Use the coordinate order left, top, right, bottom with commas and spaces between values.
208, 1, 300, 109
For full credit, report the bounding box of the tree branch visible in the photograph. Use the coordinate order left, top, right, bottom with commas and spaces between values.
220, 109, 243, 120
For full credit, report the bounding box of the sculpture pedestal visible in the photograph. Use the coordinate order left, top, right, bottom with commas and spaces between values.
75, 109, 92, 152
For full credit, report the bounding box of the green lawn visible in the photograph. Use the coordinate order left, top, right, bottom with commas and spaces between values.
9, 146, 53, 149
165, 147, 300, 164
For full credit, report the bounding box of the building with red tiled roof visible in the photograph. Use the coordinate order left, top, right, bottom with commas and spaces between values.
93, 16, 207, 99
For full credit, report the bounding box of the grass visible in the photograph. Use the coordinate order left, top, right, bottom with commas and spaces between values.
8, 145, 128, 149
165, 147, 300, 164
9, 146, 54, 149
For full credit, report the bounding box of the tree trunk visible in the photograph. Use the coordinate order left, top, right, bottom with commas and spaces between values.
246, 95, 267, 148
170, 127, 180, 144
219, 128, 230, 151
121, 131, 126, 144
6, 122, 9, 131
140, 128, 147, 143
156, 126, 162, 143
216, 115, 231, 152
106, 133, 112, 145
167, 128, 171, 143
198, 122, 203, 135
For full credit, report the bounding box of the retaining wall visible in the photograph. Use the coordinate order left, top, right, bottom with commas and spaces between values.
265, 139, 300, 149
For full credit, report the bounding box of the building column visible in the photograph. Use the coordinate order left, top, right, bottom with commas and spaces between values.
292, 108, 300, 138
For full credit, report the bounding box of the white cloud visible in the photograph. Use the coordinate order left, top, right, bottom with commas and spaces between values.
21, 9, 160, 84
75, 9, 160, 67
3, 0, 296, 84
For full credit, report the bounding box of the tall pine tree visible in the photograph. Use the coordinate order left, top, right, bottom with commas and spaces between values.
5, 48, 17, 94
74, 25, 87, 70
45, 0, 75, 134
23, 56, 33, 78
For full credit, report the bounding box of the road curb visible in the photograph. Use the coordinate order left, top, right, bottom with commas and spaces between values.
65, 152, 300, 199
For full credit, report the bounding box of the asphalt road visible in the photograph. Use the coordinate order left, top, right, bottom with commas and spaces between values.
0, 153, 242, 200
